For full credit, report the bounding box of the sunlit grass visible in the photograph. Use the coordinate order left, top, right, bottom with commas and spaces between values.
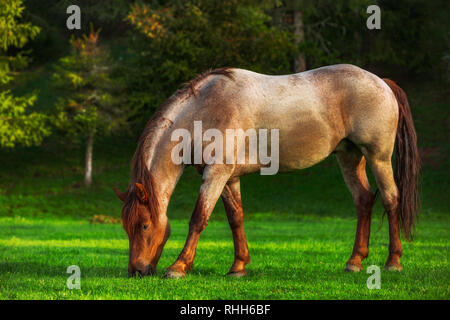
0, 216, 448, 299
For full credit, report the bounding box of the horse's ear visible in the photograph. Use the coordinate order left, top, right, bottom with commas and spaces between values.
135, 183, 148, 203
113, 188, 127, 202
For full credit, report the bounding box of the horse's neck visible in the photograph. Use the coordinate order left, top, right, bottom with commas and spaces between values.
150, 156, 183, 215
141, 120, 184, 216
140, 90, 200, 215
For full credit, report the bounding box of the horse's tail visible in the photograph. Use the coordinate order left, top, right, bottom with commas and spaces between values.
383, 79, 420, 241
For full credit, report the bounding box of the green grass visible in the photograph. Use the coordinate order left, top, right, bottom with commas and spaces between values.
0, 216, 448, 299
0, 76, 448, 299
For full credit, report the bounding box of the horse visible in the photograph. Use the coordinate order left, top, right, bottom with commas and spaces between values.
114, 64, 420, 279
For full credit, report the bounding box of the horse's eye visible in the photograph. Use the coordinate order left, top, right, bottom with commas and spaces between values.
142, 224, 149, 231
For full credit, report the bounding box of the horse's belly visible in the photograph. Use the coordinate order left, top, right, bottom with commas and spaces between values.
275, 116, 342, 171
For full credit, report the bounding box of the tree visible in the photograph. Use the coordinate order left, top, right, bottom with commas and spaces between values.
52, 27, 125, 186
122, 0, 297, 127
271, 0, 315, 72
279, 0, 449, 77
0, 0, 49, 148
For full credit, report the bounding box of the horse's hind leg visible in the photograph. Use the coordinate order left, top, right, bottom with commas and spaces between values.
336, 143, 375, 272
221, 177, 250, 277
364, 154, 403, 271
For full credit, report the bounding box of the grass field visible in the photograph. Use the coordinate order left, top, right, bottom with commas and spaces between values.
0, 214, 448, 299
0, 79, 448, 299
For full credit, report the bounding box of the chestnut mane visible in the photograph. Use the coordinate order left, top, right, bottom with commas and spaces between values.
181, 67, 234, 97
122, 67, 234, 236
122, 131, 160, 237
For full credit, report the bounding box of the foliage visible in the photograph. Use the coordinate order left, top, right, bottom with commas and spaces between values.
0, 0, 40, 81
21, 0, 132, 65
24, 0, 130, 34
0, 92, 49, 147
0, 0, 48, 148
117, 0, 450, 128
51, 27, 125, 142
122, 0, 297, 124
11, 0, 448, 135
290, 0, 450, 76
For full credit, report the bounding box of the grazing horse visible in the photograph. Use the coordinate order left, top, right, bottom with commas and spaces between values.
114, 64, 419, 278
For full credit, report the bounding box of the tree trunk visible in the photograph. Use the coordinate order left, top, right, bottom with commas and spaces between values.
84, 134, 94, 187
293, 10, 306, 73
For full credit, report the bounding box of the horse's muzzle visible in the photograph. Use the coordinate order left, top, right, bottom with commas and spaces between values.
128, 264, 156, 277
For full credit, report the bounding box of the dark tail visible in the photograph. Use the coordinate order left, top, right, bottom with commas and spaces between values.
383, 79, 420, 241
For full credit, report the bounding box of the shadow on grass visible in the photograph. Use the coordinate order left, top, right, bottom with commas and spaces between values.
0, 243, 351, 280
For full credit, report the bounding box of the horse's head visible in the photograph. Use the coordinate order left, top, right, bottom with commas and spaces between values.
114, 182, 170, 277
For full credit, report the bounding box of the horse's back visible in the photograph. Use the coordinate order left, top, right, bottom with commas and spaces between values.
161, 64, 398, 171
221, 64, 399, 170
226, 64, 396, 120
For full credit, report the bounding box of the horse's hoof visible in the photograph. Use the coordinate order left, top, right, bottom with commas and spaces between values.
345, 263, 362, 272
163, 270, 185, 279
385, 264, 403, 271
227, 271, 247, 278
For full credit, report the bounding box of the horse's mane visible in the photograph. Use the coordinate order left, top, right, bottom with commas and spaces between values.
181, 67, 234, 97
122, 132, 160, 236
122, 68, 234, 235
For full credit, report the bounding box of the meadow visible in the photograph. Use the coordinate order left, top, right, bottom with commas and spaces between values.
0, 79, 448, 300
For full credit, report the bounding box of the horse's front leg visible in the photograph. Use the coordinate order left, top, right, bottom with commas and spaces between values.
221, 177, 250, 277
164, 165, 233, 279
